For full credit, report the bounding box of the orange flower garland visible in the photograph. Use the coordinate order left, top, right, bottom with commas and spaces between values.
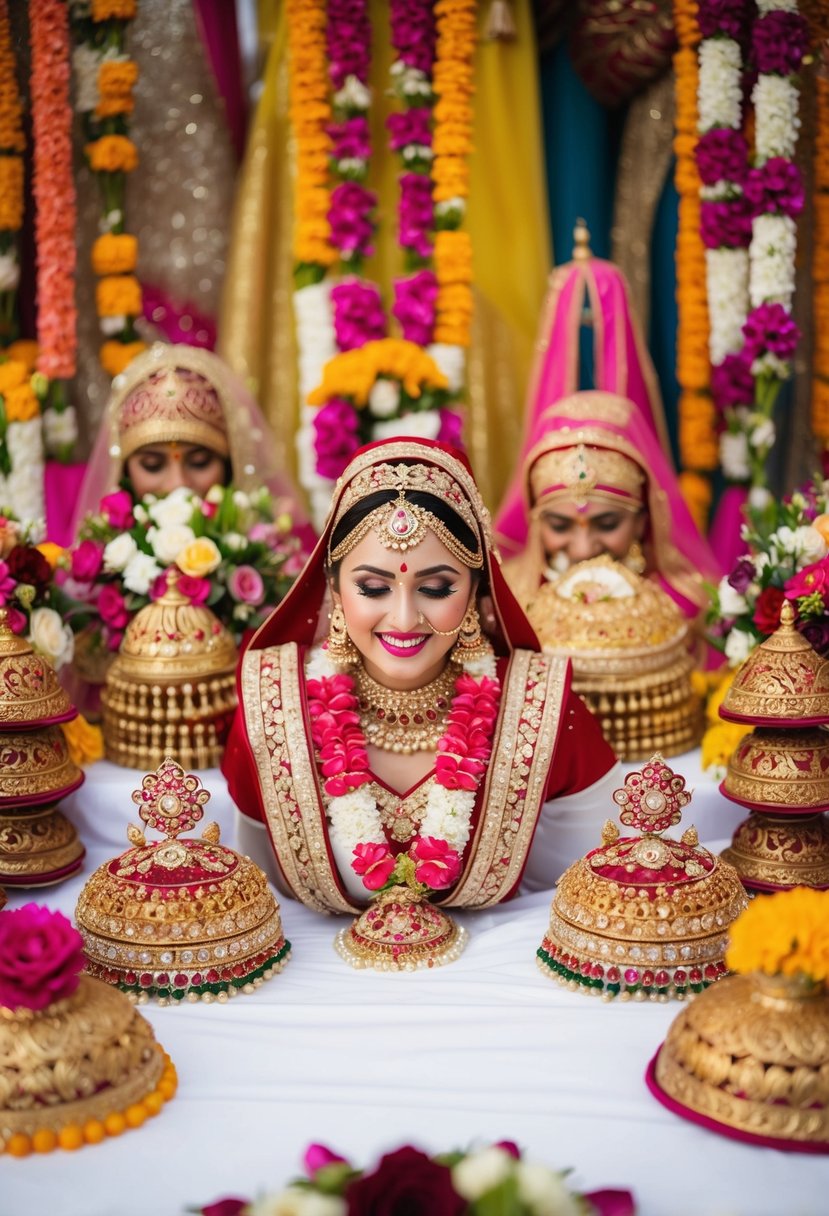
287, 0, 336, 278
432, 0, 477, 347
29, 0, 76, 380
307, 338, 448, 407
812, 71, 829, 448
672, 0, 716, 532
0, 0, 23, 238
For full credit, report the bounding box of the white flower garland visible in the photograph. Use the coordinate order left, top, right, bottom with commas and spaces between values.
0, 420, 45, 526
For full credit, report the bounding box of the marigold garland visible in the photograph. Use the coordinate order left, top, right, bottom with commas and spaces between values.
672, 2, 715, 531
812, 72, 829, 448
287, 0, 335, 276
29, 0, 77, 380
0, 0, 24, 274
307, 338, 448, 407
726, 888, 829, 985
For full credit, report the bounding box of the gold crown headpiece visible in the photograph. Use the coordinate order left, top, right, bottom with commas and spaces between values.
530, 444, 645, 512
115, 365, 230, 462
328, 460, 488, 569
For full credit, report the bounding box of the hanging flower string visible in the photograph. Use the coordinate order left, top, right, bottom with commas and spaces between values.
71, 0, 146, 389
29, 0, 77, 465
0, 0, 24, 347
812, 57, 829, 452
306, 646, 500, 896
672, 0, 716, 532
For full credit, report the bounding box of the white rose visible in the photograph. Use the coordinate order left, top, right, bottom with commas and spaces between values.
232, 490, 250, 510
515, 1162, 580, 1216
147, 486, 195, 529
368, 379, 400, 418
771, 525, 828, 569
224, 531, 247, 551
133, 503, 148, 524
719, 431, 750, 481
29, 607, 74, 670
205, 484, 225, 505
372, 411, 442, 442
103, 532, 138, 573
427, 342, 465, 392
0, 251, 19, 291
452, 1148, 513, 1201
725, 628, 755, 667
122, 553, 162, 595
43, 406, 78, 448
749, 485, 773, 511
247, 1188, 346, 1216
717, 576, 748, 618
148, 524, 196, 564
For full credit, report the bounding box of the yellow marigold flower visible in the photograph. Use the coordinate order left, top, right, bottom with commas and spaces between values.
3, 384, 39, 422
699, 721, 748, 775
60, 715, 104, 767
177, 537, 222, 578
35, 542, 64, 569
95, 95, 135, 119
308, 340, 447, 408
85, 135, 139, 174
92, 0, 137, 19
0, 358, 27, 395
0, 154, 23, 229
99, 340, 147, 377
91, 233, 138, 276
5, 340, 38, 372
96, 274, 142, 318
726, 888, 829, 985
98, 60, 139, 96
434, 322, 471, 347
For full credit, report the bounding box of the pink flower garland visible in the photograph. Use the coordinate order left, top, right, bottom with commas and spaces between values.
306, 666, 501, 891
29, 0, 77, 379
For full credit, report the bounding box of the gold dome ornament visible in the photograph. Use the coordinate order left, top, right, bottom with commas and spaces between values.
717, 604, 829, 892
537, 756, 747, 1000
0, 905, 176, 1157
101, 572, 238, 770
0, 616, 85, 889
75, 758, 290, 1003
647, 889, 829, 1152
335, 883, 467, 972
525, 557, 703, 760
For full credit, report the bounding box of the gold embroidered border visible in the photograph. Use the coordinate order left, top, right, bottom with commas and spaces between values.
241, 644, 358, 915
443, 652, 567, 908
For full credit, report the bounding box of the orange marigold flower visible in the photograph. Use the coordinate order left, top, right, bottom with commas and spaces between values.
5, 340, 38, 372
86, 134, 139, 173
100, 339, 147, 377
95, 95, 135, 119
91, 233, 138, 276
0, 359, 26, 394
0, 154, 23, 229
3, 383, 39, 422
92, 0, 137, 19
98, 59, 139, 96
96, 274, 142, 317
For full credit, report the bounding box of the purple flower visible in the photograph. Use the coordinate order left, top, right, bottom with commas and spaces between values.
328, 181, 376, 258
744, 157, 804, 219
741, 302, 800, 362
798, 616, 829, 658
329, 115, 370, 163
700, 198, 752, 249
697, 0, 745, 40
437, 408, 464, 450
313, 397, 362, 481
387, 108, 432, 151
711, 352, 754, 411
326, 0, 371, 91
753, 11, 809, 77
331, 279, 386, 351
728, 557, 756, 596
399, 172, 434, 258
390, 0, 437, 73
393, 270, 438, 345
696, 128, 748, 186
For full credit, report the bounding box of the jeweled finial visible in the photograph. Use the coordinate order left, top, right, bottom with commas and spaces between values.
130, 756, 211, 839
573, 218, 592, 261
611, 753, 691, 835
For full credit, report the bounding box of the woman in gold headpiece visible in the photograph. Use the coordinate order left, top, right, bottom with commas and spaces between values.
72, 343, 313, 538
496, 391, 718, 620
223, 436, 619, 912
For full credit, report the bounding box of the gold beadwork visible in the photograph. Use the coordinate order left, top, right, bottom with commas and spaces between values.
353, 662, 456, 753
530, 444, 645, 510
326, 603, 358, 667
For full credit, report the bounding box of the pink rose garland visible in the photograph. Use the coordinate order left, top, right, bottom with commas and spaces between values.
0, 904, 85, 1012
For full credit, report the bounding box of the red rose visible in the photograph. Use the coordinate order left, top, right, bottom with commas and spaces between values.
753, 585, 785, 634
5, 544, 52, 593
0, 904, 85, 1012
345, 1147, 465, 1216
198, 1202, 249, 1216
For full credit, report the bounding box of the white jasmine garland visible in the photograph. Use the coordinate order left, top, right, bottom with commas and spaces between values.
427, 342, 465, 392
706, 248, 749, 363
748, 416, 775, 451
71, 43, 103, 113
327, 788, 387, 853
43, 406, 78, 450
336, 157, 367, 176
103, 532, 138, 573
717, 576, 749, 618
99, 314, 126, 336
372, 410, 442, 443
0, 420, 45, 524
749, 214, 797, 309
751, 350, 792, 379
0, 251, 19, 291
122, 552, 162, 595
753, 74, 800, 162
697, 39, 742, 131
419, 787, 475, 851
332, 74, 370, 110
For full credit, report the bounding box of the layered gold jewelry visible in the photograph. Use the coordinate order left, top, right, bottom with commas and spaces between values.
530, 444, 645, 511
623, 539, 646, 574
327, 603, 358, 667
450, 602, 490, 667
352, 662, 456, 753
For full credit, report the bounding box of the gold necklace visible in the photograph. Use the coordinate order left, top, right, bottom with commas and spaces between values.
352, 663, 456, 754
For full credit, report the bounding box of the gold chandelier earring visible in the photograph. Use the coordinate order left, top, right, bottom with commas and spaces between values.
327, 603, 358, 667
623, 540, 646, 575
452, 602, 491, 667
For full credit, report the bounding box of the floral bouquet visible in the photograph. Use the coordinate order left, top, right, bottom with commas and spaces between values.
306, 337, 463, 484
196, 1140, 634, 1216
726, 887, 829, 990
707, 478, 829, 666
0, 514, 74, 670
60, 483, 309, 654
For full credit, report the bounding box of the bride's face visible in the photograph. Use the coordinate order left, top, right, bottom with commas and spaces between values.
335, 527, 474, 691
126, 442, 227, 499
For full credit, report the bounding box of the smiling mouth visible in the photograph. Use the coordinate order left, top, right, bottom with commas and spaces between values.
376, 633, 429, 656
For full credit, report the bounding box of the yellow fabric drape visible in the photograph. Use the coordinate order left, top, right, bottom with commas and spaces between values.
219, 0, 550, 511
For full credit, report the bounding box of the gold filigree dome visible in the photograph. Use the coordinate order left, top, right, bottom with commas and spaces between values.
0, 726, 83, 807
113, 578, 237, 681
723, 727, 829, 813
0, 613, 75, 729
720, 601, 829, 726
537, 756, 748, 999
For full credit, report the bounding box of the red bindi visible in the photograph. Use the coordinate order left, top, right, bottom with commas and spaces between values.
399, 562, 407, 572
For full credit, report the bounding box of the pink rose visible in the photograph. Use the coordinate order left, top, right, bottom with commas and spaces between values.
98, 583, 130, 628
304, 1144, 348, 1177
105, 628, 125, 652
228, 565, 265, 606
249, 521, 278, 546
785, 557, 829, 603
177, 573, 211, 606
0, 559, 15, 601
150, 570, 170, 601
411, 836, 461, 890
70, 538, 104, 583
4, 606, 27, 635
352, 842, 396, 891
99, 489, 135, 529
0, 904, 85, 1011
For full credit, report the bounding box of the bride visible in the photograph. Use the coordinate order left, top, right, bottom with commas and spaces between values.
224, 436, 620, 912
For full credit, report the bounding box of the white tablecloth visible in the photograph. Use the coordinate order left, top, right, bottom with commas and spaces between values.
2, 755, 827, 1216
